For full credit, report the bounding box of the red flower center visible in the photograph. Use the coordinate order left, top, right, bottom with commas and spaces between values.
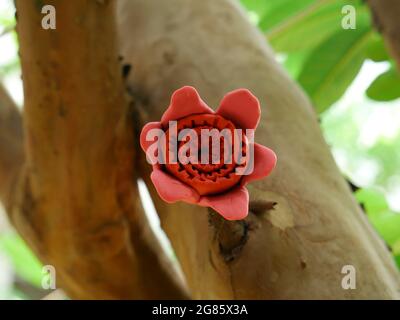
163, 114, 247, 196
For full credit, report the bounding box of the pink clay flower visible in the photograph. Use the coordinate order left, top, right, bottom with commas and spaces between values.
140, 86, 276, 220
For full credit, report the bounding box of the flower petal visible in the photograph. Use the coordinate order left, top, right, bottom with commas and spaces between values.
241, 143, 277, 185
161, 86, 214, 126
140, 122, 162, 152
199, 186, 249, 220
151, 169, 200, 204
216, 89, 261, 129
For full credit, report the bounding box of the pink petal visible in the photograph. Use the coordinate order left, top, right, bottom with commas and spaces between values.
151, 169, 200, 204
199, 186, 249, 220
241, 143, 277, 185
161, 86, 214, 126
140, 122, 162, 152
216, 89, 261, 129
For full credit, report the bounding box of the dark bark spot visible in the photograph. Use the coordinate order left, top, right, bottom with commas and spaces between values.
58, 104, 67, 117
163, 51, 175, 65
249, 200, 277, 216
35, 0, 44, 12
122, 64, 131, 79
95, 0, 111, 6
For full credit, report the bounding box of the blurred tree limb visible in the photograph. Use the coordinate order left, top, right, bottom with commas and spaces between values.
0, 0, 188, 299
0, 84, 23, 206
368, 0, 400, 70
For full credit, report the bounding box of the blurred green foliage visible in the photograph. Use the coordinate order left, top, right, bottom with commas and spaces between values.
367, 66, 400, 101
0, 1, 19, 79
356, 188, 400, 268
0, 233, 43, 287
356, 188, 400, 247
241, 0, 400, 107
297, 24, 370, 112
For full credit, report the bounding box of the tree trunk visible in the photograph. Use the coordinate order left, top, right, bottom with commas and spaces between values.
118, 0, 400, 299
5, 0, 188, 299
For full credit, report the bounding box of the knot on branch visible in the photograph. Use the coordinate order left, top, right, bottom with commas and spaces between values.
208, 210, 252, 262
208, 200, 278, 262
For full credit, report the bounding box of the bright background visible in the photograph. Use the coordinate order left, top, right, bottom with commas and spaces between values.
0, 0, 399, 299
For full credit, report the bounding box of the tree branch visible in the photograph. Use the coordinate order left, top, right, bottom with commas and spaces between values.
13, 0, 188, 299
0, 84, 23, 207
368, 0, 400, 69
119, 0, 400, 299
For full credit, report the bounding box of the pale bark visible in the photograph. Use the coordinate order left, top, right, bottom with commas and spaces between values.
7, 0, 188, 299
368, 0, 400, 69
118, 0, 400, 299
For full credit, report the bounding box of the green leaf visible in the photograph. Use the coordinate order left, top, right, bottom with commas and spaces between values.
369, 210, 400, 247
366, 67, 400, 102
297, 26, 371, 113
240, 0, 270, 17
264, 0, 367, 53
355, 188, 400, 247
365, 33, 390, 62
395, 255, 400, 269
355, 188, 389, 216
284, 51, 311, 79
259, 0, 314, 32
393, 240, 400, 256
0, 233, 43, 287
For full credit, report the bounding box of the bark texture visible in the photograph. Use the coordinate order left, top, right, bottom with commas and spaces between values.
368, 0, 400, 69
0, 84, 23, 206
118, 0, 400, 299
5, 0, 188, 299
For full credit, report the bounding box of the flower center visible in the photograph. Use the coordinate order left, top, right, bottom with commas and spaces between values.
163, 114, 247, 196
